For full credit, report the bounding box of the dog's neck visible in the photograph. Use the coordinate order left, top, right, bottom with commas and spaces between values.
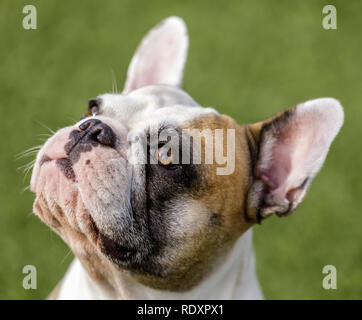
55, 229, 263, 299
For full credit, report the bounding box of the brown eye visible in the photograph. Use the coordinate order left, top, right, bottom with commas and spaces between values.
156, 146, 174, 166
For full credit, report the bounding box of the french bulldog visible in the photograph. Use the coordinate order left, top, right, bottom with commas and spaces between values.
30, 16, 344, 299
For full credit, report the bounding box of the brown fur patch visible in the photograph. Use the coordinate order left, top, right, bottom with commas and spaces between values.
183, 113, 255, 237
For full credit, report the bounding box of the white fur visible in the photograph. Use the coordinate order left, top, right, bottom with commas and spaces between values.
56, 230, 263, 300
98, 85, 217, 128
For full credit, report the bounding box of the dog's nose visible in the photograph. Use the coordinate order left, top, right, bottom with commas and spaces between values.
78, 119, 117, 148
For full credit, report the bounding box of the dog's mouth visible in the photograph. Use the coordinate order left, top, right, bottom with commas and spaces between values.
98, 233, 137, 262
39, 154, 52, 166
92, 224, 138, 264
40, 154, 77, 182
79, 208, 138, 264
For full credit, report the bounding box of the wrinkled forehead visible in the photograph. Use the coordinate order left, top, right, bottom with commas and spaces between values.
97, 85, 218, 131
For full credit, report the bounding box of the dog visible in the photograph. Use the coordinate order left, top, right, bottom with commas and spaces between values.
30, 16, 344, 299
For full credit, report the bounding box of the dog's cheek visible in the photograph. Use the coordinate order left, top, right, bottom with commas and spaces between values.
72, 149, 132, 239
166, 199, 211, 240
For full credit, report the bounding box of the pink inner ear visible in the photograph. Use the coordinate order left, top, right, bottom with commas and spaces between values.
257, 98, 344, 206
129, 36, 181, 91
262, 142, 292, 191
123, 17, 188, 94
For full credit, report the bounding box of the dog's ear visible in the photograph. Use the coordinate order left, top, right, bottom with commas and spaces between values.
245, 98, 344, 222
123, 16, 188, 94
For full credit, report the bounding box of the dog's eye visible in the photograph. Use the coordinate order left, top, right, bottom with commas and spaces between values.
80, 106, 99, 121
80, 99, 100, 120
88, 106, 99, 117
156, 145, 174, 166
87, 98, 100, 117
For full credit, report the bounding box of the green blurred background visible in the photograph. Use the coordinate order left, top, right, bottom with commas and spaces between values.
0, 0, 361, 299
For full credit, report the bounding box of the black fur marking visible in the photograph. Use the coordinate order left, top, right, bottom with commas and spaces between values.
209, 212, 219, 226
142, 134, 203, 266
112, 128, 205, 278
56, 158, 76, 181
98, 233, 136, 261
259, 107, 296, 146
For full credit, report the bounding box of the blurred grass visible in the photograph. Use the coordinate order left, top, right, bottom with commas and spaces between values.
0, 0, 361, 299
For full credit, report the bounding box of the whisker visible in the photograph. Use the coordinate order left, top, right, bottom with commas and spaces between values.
23, 162, 35, 175
17, 159, 36, 183
17, 159, 36, 171
67, 116, 78, 123
17, 122, 55, 187
38, 133, 52, 138
60, 249, 73, 266
15, 150, 40, 160
21, 185, 31, 194
26, 211, 34, 218
111, 69, 119, 94
15, 145, 42, 160
36, 121, 56, 135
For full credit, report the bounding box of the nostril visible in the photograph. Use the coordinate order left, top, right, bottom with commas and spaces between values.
89, 128, 102, 141
96, 127, 117, 147
78, 119, 117, 148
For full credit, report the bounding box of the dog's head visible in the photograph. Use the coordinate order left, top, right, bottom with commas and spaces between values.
30, 17, 344, 291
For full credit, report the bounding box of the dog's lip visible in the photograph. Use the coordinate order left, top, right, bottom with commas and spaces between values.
98, 232, 137, 261
85, 213, 136, 261
39, 154, 69, 166
37, 154, 77, 182
39, 154, 53, 167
